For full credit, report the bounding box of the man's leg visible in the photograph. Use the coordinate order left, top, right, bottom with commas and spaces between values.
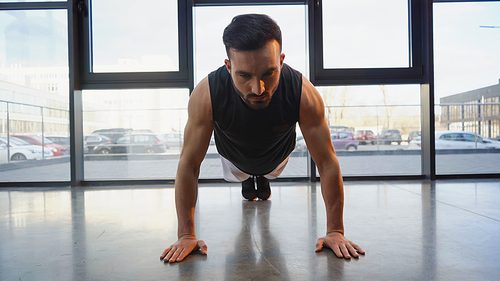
220, 156, 256, 200
241, 176, 257, 200
220, 156, 290, 201
255, 176, 270, 200
256, 156, 291, 200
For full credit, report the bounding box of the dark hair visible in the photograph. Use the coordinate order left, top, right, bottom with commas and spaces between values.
223, 14, 282, 59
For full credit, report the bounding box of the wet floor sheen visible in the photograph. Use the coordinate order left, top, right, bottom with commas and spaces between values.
1, 179, 499, 281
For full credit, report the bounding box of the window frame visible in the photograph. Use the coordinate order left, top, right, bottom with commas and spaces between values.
310, 0, 427, 86
77, 0, 193, 90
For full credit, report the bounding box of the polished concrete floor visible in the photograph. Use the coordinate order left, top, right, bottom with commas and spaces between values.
1, 179, 499, 281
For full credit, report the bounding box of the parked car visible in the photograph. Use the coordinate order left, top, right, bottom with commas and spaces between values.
295, 131, 357, 152
84, 135, 113, 154
0, 137, 53, 163
332, 131, 358, 151
355, 130, 376, 145
408, 131, 500, 150
160, 133, 184, 149
407, 131, 421, 143
93, 134, 166, 154
91, 128, 133, 143
11, 135, 68, 156
45, 136, 70, 150
377, 129, 402, 145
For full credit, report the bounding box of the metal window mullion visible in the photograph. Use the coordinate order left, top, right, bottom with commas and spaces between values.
69, 0, 84, 186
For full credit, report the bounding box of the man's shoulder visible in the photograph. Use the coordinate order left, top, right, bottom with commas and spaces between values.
208, 65, 229, 80
281, 63, 302, 77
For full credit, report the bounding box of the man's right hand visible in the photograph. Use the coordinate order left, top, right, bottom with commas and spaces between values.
160, 236, 208, 263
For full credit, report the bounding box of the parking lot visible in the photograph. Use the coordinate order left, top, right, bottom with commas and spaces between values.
1, 143, 499, 182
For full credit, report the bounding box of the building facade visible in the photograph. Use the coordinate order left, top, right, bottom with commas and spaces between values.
440, 82, 500, 140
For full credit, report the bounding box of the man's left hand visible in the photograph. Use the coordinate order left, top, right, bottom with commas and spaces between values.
315, 232, 365, 259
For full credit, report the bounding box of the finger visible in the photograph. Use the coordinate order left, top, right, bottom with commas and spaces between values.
340, 244, 351, 259
160, 247, 172, 259
169, 248, 183, 263
176, 248, 189, 262
331, 245, 343, 258
347, 244, 359, 258
352, 243, 365, 255
164, 248, 175, 262
197, 240, 208, 255
315, 238, 325, 252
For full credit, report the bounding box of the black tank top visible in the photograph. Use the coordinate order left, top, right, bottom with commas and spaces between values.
209, 63, 302, 176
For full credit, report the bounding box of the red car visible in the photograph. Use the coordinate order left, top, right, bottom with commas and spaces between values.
355, 130, 376, 145
11, 135, 68, 156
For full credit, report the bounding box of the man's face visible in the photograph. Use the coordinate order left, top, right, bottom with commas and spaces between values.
224, 40, 285, 110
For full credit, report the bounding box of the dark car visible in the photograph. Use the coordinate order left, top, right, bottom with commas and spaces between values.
377, 129, 402, 145
94, 134, 166, 154
407, 131, 421, 143
355, 130, 376, 145
331, 131, 358, 151
91, 128, 133, 143
84, 135, 113, 154
45, 136, 70, 150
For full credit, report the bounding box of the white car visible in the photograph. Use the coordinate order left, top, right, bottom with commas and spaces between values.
0, 137, 54, 164
408, 131, 500, 150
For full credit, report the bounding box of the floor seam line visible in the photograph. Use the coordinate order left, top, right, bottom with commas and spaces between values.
382, 181, 500, 223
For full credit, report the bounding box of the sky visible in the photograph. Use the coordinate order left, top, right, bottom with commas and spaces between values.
433, 1, 500, 100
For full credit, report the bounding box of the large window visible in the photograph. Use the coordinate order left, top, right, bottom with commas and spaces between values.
312, 0, 424, 86
90, 0, 179, 73
82, 89, 189, 180
194, 4, 309, 179
0, 9, 70, 182
314, 85, 421, 176
79, 0, 190, 89
322, 0, 409, 69
433, 1, 500, 175
2, 1, 498, 186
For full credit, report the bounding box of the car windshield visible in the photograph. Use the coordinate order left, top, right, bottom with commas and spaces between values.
32, 136, 53, 144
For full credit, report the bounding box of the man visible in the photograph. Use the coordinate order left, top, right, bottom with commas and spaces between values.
160, 14, 365, 263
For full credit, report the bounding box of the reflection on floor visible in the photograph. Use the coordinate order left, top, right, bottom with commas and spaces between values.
1, 179, 499, 280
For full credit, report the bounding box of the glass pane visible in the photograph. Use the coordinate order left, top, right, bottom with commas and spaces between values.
83, 89, 189, 180
434, 2, 500, 175
322, 0, 409, 68
194, 5, 309, 179
194, 5, 308, 83
0, 10, 70, 182
315, 85, 421, 176
90, 0, 178, 73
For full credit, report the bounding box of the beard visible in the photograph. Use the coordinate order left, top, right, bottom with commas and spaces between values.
233, 84, 278, 110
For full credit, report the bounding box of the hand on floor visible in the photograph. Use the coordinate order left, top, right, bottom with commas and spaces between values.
315, 232, 365, 259
160, 236, 207, 263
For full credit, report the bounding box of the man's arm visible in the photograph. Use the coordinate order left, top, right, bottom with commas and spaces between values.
160, 77, 214, 263
298, 76, 365, 259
